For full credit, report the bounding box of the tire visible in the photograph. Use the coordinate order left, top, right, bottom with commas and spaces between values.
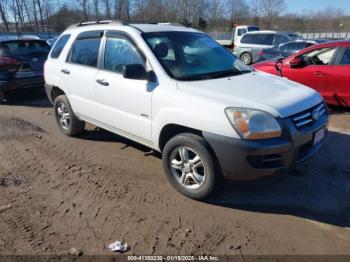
54, 95, 85, 136
162, 133, 221, 200
240, 52, 253, 65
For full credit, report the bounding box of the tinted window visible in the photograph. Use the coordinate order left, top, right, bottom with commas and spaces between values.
0, 40, 50, 56
274, 34, 290, 46
69, 38, 101, 67
241, 34, 274, 45
340, 48, 350, 65
248, 26, 259, 32
240, 34, 254, 44
237, 29, 246, 36
104, 36, 145, 73
50, 34, 70, 58
280, 42, 305, 52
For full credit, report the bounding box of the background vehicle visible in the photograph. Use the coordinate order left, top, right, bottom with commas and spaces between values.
253, 41, 350, 107
233, 31, 293, 65
256, 40, 316, 62
45, 21, 328, 200
214, 25, 260, 49
0, 39, 50, 100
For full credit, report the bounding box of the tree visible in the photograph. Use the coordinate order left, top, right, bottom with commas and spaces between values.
197, 17, 208, 30
0, 0, 10, 31
253, 0, 286, 28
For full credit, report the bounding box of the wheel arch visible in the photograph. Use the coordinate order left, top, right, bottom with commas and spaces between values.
158, 124, 202, 152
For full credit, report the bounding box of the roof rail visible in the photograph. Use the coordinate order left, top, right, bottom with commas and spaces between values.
77, 20, 125, 26
158, 22, 185, 27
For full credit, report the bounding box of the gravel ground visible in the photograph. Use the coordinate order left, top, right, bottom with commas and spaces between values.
0, 90, 349, 256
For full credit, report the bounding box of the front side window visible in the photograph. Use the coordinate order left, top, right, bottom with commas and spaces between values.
302, 47, 336, 65
143, 32, 251, 81
104, 36, 145, 73
340, 48, 350, 65
69, 37, 101, 67
50, 34, 70, 58
274, 34, 290, 46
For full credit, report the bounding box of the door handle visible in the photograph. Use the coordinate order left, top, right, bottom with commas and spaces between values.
96, 79, 109, 86
61, 69, 70, 75
314, 71, 326, 76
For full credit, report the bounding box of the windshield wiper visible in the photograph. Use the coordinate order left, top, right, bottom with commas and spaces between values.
206, 70, 251, 79
176, 70, 251, 81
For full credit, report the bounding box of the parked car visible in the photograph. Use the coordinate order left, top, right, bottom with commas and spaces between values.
214, 25, 260, 48
0, 39, 51, 101
233, 31, 293, 65
256, 40, 316, 62
45, 21, 328, 200
253, 41, 350, 108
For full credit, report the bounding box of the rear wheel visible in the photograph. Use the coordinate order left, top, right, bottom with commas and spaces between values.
54, 95, 85, 136
240, 52, 253, 65
162, 133, 221, 200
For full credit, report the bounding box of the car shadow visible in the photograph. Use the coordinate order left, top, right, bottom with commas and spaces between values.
207, 131, 350, 227
76, 128, 157, 154
3, 88, 52, 108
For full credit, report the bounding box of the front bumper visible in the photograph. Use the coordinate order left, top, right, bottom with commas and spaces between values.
203, 110, 328, 181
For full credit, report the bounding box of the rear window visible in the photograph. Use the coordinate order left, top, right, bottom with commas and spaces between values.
50, 34, 70, 59
0, 40, 50, 56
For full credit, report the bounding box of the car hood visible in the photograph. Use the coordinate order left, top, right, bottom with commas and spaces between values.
177, 71, 323, 118
253, 60, 277, 68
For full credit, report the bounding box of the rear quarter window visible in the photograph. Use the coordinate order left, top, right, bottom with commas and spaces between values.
50, 34, 71, 59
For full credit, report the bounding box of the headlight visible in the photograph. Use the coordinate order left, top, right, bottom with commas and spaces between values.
225, 108, 281, 139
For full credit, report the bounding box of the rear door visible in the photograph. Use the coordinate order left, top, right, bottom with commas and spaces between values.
63, 31, 103, 120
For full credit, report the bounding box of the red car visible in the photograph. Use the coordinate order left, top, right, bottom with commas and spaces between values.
253, 41, 350, 107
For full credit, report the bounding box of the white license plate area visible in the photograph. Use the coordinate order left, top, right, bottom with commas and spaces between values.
313, 127, 326, 145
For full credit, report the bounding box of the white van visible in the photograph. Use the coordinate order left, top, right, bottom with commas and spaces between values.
44, 21, 328, 200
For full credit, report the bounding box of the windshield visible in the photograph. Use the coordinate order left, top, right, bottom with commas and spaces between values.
142, 32, 252, 81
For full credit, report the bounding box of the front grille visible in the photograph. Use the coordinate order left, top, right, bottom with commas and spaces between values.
292, 102, 326, 129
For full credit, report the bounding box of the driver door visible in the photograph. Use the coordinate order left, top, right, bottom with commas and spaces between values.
283, 47, 337, 94
94, 31, 152, 142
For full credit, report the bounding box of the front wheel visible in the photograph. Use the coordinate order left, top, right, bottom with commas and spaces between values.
162, 133, 221, 200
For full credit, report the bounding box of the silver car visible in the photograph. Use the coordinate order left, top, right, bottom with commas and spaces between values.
233, 31, 293, 65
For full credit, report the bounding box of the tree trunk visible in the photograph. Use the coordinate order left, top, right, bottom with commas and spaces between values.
0, 1, 10, 32
32, 0, 39, 31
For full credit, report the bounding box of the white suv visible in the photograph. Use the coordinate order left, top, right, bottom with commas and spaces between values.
44, 21, 328, 200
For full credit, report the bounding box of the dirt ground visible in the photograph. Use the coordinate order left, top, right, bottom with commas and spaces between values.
0, 90, 349, 256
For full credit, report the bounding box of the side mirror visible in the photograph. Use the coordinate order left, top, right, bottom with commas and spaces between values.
123, 64, 148, 80
289, 57, 303, 68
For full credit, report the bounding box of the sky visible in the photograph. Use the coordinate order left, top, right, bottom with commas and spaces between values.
286, 0, 350, 14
